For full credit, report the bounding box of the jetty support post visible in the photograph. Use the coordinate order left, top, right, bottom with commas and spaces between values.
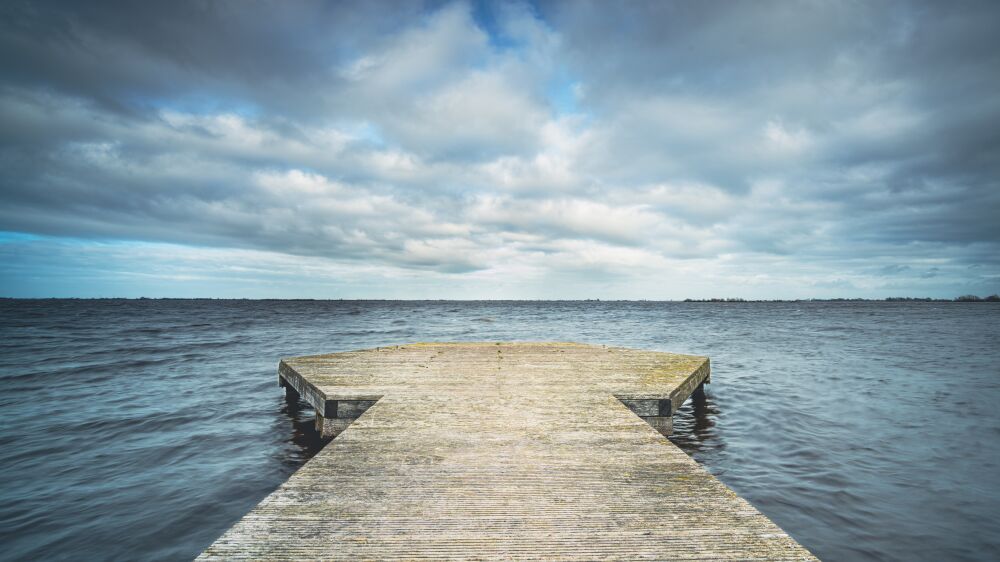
278, 375, 300, 401
617, 358, 709, 438
279, 360, 380, 439
314, 400, 379, 439
618, 398, 674, 437
314, 401, 346, 439
692, 381, 707, 402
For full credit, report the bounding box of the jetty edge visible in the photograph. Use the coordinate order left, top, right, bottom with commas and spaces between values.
199, 342, 816, 560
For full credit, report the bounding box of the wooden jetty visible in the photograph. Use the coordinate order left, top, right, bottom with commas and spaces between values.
200, 342, 816, 560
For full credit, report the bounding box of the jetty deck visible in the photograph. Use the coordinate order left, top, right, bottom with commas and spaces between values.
199, 342, 815, 560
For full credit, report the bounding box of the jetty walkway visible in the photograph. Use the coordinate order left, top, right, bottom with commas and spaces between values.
200, 342, 815, 560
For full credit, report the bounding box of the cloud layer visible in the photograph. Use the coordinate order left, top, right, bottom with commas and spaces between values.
1, 0, 998, 298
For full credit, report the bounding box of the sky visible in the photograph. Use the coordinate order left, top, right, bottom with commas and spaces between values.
1, 0, 998, 299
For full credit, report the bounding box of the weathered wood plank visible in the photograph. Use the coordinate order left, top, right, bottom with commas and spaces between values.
201, 342, 815, 560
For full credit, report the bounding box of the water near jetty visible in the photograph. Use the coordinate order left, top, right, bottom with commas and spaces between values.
1, 300, 998, 561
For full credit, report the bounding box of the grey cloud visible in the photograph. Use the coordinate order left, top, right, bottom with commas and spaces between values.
0, 1, 421, 116
878, 265, 911, 276
553, 1, 999, 258
1, 0, 999, 297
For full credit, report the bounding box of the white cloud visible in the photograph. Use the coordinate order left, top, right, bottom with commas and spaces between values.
763, 120, 814, 154
1, 1, 998, 298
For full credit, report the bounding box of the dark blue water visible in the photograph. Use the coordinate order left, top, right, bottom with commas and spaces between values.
1, 300, 998, 561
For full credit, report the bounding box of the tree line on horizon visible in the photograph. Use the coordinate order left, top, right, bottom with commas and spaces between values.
683, 295, 1000, 302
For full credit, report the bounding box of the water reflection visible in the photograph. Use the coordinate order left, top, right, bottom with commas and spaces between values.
278, 392, 327, 462
669, 385, 721, 453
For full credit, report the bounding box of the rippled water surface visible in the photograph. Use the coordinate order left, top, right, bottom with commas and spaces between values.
1, 300, 998, 561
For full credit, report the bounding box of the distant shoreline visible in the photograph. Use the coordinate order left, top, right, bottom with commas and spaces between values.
2, 296, 998, 303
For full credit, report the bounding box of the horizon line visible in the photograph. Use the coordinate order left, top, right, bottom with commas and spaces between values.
3, 296, 998, 302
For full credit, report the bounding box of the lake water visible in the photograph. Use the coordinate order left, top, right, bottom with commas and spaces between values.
1, 300, 998, 561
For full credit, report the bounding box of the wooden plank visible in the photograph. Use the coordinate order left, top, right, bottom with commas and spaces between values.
201, 342, 815, 560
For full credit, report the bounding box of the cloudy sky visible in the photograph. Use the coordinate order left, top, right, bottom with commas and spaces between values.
1, 0, 998, 299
